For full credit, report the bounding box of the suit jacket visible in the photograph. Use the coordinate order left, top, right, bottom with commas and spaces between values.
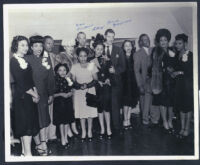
109, 45, 126, 87
134, 47, 153, 92
110, 45, 126, 75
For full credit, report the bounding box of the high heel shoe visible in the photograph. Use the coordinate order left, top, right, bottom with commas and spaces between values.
80, 137, 86, 142
88, 137, 93, 142
99, 133, 105, 140
107, 133, 112, 140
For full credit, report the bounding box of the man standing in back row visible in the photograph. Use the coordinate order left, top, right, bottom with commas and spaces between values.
134, 34, 160, 126
104, 29, 126, 133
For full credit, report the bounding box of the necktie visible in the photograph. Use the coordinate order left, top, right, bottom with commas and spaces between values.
106, 46, 111, 58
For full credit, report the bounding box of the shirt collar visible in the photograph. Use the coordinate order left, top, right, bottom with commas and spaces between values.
143, 47, 150, 56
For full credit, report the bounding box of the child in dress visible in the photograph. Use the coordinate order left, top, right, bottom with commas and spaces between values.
53, 63, 75, 148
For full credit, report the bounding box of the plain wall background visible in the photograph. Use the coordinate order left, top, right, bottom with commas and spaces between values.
7, 3, 194, 50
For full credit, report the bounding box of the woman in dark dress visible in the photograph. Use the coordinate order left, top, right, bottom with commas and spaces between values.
25, 35, 55, 156
53, 63, 75, 147
121, 40, 139, 129
151, 29, 176, 133
91, 34, 112, 139
10, 36, 40, 156
174, 34, 193, 138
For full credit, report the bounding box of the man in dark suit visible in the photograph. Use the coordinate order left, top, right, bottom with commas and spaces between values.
104, 29, 126, 133
134, 34, 160, 126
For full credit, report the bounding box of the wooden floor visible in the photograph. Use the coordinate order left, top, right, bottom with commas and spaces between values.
11, 114, 194, 156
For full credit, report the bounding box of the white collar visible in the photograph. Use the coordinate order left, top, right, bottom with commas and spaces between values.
143, 47, 150, 55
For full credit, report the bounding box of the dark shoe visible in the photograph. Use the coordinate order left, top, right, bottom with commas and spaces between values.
81, 138, 86, 142
107, 134, 112, 140
99, 133, 105, 140
88, 137, 93, 142
65, 143, 70, 149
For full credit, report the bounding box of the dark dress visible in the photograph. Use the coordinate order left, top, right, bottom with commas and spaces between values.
10, 57, 39, 137
152, 48, 176, 107
174, 51, 193, 113
121, 54, 139, 108
93, 56, 112, 113
25, 54, 55, 129
53, 75, 75, 125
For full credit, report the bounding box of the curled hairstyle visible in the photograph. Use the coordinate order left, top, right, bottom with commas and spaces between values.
155, 28, 171, 43
54, 63, 69, 75
76, 47, 89, 57
29, 35, 44, 47
92, 33, 105, 49
175, 33, 188, 43
11, 35, 29, 53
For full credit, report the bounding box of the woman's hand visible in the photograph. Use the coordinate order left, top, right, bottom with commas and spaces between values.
99, 81, 104, 87
109, 66, 115, 74
105, 79, 111, 86
60, 92, 73, 98
32, 92, 40, 103
80, 83, 87, 90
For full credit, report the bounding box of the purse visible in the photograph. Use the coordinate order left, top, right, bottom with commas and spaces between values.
85, 88, 100, 108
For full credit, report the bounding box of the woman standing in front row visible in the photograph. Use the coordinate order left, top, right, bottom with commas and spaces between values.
91, 34, 112, 139
151, 29, 176, 133
10, 36, 40, 156
25, 35, 55, 156
121, 40, 139, 129
174, 34, 193, 138
70, 47, 98, 142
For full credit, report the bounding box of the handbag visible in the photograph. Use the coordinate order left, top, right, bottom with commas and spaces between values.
85, 88, 100, 108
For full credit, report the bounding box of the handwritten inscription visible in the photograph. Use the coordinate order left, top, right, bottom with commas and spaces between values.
75, 19, 132, 31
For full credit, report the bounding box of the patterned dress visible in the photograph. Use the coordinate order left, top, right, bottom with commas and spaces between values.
53, 74, 75, 125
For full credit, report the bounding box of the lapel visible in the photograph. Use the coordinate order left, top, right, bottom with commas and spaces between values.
111, 45, 117, 65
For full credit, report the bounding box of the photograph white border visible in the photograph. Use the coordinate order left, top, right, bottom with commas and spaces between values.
3, 2, 199, 162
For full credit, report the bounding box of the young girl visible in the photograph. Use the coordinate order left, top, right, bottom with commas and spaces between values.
174, 34, 193, 138
53, 63, 75, 148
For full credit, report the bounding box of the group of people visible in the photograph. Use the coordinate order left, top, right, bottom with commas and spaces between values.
10, 28, 194, 156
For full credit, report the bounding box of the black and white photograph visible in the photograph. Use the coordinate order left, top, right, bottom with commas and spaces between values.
3, 1, 199, 162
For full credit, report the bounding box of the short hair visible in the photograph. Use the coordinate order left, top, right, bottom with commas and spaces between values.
44, 35, 53, 43
105, 29, 115, 36
29, 35, 44, 47
76, 47, 89, 56
155, 28, 171, 43
11, 35, 29, 53
122, 40, 136, 54
138, 33, 149, 48
75, 32, 86, 47
175, 33, 188, 43
54, 63, 69, 74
